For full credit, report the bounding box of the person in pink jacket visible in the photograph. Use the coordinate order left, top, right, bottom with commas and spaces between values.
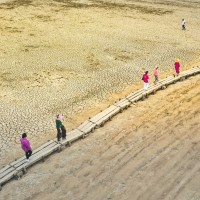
154, 67, 159, 84
142, 71, 149, 90
20, 133, 32, 162
174, 59, 180, 76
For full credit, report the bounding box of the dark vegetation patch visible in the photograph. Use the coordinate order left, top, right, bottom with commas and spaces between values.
0, 0, 32, 9
54, 0, 173, 15
156, 0, 200, 9
0, 0, 173, 15
22, 45, 51, 52
9, 28, 22, 33
0, 26, 23, 33
0, 72, 15, 82
24, 45, 40, 48
34, 14, 53, 22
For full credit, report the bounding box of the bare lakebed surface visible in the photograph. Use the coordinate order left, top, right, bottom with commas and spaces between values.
0, 0, 200, 182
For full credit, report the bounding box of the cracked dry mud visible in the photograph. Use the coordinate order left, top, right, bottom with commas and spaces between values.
0, 0, 200, 169
1, 68, 200, 200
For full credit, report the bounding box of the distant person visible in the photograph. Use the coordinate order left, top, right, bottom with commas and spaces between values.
142, 71, 149, 90
182, 19, 186, 30
56, 114, 67, 142
154, 67, 159, 84
20, 133, 32, 162
174, 59, 180, 76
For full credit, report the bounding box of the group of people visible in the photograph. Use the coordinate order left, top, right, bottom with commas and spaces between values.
20, 114, 67, 162
20, 59, 181, 161
19, 19, 185, 160
141, 18, 184, 91
19, 18, 186, 160
142, 59, 181, 91
20, 58, 181, 161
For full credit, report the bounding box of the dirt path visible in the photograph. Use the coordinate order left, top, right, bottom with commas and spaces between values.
1, 74, 200, 200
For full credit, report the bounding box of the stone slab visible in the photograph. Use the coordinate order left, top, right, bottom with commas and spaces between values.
77, 121, 96, 134
60, 129, 84, 146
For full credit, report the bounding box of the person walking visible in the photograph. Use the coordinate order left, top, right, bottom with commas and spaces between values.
182, 19, 186, 30
56, 114, 67, 142
174, 59, 180, 76
154, 67, 159, 84
142, 71, 149, 90
20, 133, 32, 162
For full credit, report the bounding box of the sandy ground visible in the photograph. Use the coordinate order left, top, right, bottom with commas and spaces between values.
1, 73, 200, 200
1, 0, 200, 167
0, 0, 200, 194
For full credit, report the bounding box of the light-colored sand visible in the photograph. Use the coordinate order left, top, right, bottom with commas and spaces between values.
1, 0, 200, 167
1, 73, 200, 200
0, 0, 200, 191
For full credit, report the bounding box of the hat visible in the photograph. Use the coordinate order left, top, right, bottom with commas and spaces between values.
176, 59, 180, 62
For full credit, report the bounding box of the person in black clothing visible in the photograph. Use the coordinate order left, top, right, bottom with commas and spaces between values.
56, 114, 67, 142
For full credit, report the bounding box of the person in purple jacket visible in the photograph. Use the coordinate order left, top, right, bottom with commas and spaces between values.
20, 133, 32, 162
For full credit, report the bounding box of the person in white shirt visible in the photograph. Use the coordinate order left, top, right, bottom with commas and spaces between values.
182, 19, 186, 30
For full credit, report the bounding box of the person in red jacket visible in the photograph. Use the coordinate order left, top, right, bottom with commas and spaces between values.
142, 71, 149, 90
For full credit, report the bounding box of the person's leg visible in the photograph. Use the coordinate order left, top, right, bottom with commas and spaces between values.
175, 68, 178, 76
61, 126, 67, 139
25, 151, 29, 159
27, 150, 32, 159
146, 83, 149, 90
176, 69, 180, 76
156, 76, 159, 82
144, 83, 147, 90
154, 75, 158, 84
57, 128, 61, 141
144, 82, 146, 90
